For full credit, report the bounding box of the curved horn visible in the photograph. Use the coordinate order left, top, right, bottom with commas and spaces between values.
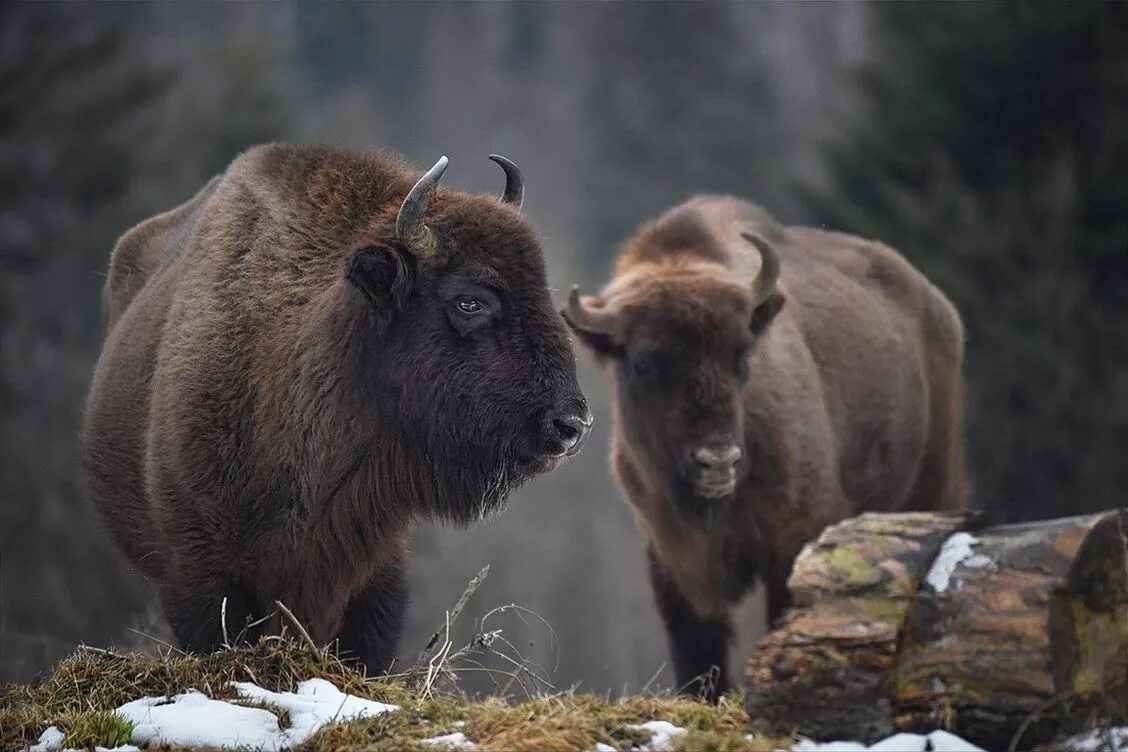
396, 155, 449, 257
565, 286, 617, 335
488, 154, 524, 209
741, 230, 781, 306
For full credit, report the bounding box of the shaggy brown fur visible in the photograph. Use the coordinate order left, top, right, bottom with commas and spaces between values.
565, 195, 967, 699
84, 144, 589, 673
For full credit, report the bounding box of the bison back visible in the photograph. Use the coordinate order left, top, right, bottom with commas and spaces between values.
765, 225, 965, 514
101, 176, 220, 335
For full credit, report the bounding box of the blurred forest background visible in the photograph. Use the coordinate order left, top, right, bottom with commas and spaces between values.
2, 3, 1125, 691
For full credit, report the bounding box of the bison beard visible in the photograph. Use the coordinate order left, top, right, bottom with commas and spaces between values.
567, 195, 968, 701
83, 144, 589, 674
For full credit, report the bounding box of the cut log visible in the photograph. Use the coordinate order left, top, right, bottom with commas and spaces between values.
744, 511, 978, 742
745, 508, 1128, 751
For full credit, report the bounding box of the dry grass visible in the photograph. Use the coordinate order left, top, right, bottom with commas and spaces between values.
0, 640, 792, 751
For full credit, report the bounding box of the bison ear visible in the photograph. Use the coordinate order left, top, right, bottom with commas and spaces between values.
561, 286, 622, 363
347, 246, 416, 326
750, 292, 785, 336
568, 327, 621, 363
561, 313, 622, 363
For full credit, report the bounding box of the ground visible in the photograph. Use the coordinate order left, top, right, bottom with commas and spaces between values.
0, 641, 782, 752
4, 641, 1118, 751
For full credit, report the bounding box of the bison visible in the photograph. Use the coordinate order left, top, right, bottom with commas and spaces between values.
83, 144, 591, 674
565, 196, 967, 699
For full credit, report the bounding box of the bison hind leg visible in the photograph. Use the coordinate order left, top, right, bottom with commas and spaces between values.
904, 359, 968, 514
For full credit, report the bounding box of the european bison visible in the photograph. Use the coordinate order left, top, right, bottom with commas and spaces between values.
84, 144, 591, 673
565, 196, 967, 699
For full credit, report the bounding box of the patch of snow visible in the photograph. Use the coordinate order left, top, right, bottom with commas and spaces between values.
113, 678, 398, 751
421, 731, 476, 748
866, 733, 929, 751
91, 747, 140, 752
593, 743, 617, 752
233, 677, 398, 725
117, 691, 291, 750
925, 532, 980, 592
791, 740, 867, 751
790, 730, 985, 752
1056, 726, 1128, 751
962, 553, 994, 570
627, 720, 688, 751
28, 727, 65, 751
925, 729, 987, 751
843, 621, 890, 635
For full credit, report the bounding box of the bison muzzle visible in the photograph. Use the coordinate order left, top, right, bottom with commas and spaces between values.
83, 144, 590, 673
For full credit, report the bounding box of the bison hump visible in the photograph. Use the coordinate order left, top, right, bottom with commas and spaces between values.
102, 175, 222, 333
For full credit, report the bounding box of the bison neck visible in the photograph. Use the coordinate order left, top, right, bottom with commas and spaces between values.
611, 365, 852, 621
613, 445, 765, 620
238, 295, 418, 641
291, 451, 414, 643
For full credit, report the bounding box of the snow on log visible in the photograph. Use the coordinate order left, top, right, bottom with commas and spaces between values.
745, 508, 1128, 751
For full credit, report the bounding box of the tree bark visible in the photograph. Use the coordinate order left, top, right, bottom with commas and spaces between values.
745, 508, 1128, 751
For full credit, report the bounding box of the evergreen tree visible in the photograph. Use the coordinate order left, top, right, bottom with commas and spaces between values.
0, 3, 291, 681
580, 3, 783, 284
0, 4, 175, 680
806, 3, 1128, 522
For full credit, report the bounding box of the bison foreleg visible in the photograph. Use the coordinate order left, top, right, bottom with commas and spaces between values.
334, 563, 407, 675
159, 574, 261, 653
764, 564, 793, 629
646, 548, 732, 702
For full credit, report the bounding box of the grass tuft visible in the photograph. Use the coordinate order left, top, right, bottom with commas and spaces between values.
0, 641, 795, 751
57, 709, 135, 750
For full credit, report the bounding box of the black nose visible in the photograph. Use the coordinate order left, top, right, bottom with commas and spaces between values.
691, 443, 742, 472
544, 405, 593, 458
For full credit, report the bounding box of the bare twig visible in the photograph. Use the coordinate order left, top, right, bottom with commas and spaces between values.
274, 600, 321, 660
446, 628, 501, 666
458, 657, 505, 694
420, 612, 454, 700
235, 610, 276, 645
640, 662, 668, 696
417, 565, 490, 666
1008, 691, 1072, 752
479, 603, 559, 669
489, 632, 555, 692
405, 564, 559, 700
220, 597, 230, 648
126, 627, 187, 656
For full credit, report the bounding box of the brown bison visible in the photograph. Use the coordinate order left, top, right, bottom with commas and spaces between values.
565, 196, 966, 699
83, 144, 591, 673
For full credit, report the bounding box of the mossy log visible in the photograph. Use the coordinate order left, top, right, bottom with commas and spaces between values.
745, 508, 1128, 750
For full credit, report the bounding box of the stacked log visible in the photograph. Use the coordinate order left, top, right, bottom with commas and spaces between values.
745, 508, 1128, 750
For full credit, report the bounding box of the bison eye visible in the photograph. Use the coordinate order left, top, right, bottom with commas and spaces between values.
632, 354, 657, 377
734, 348, 750, 380
454, 296, 486, 316
735, 354, 750, 381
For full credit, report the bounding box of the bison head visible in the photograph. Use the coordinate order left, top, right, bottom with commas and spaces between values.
563, 232, 783, 513
350, 155, 592, 521
230, 147, 590, 525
